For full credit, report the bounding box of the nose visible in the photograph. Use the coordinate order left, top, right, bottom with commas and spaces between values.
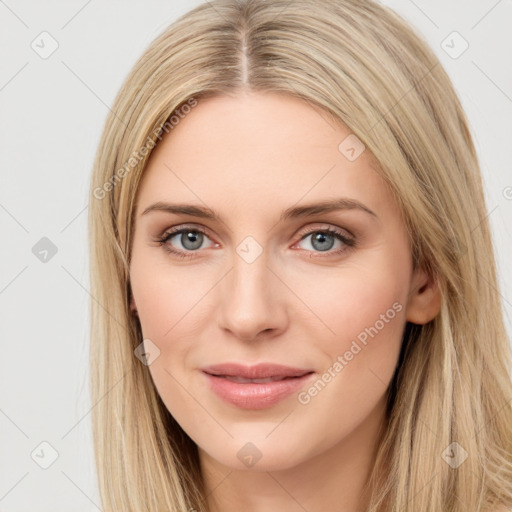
218, 249, 288, 342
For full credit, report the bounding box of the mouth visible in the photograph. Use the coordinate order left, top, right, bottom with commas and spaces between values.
200, 364, 316, 410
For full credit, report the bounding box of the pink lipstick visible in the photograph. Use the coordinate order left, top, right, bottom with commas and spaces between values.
201, 362, 315, 410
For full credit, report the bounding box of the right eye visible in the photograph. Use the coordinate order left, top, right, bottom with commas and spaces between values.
156, 226, 217, 258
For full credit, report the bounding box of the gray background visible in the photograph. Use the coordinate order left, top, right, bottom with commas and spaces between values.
1, 1, 511, 510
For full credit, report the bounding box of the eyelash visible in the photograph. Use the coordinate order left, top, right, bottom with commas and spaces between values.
155, 225, 356, 259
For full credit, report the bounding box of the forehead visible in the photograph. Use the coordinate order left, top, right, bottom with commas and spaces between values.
134, 91, 390, 219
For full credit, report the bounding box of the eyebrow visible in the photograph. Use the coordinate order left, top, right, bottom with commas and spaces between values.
140, 198, 377, 222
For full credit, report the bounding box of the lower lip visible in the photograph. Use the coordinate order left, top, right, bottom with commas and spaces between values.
202, 371, 315, 410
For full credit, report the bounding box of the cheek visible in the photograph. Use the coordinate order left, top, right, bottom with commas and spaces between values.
289, 250, 410, 406
287, 274, 407, 454
129, 247, 220, 395
129, 254, 203, 417
130, 252, 210, 340
322, 270, 405, 349
290, 250, 409, 347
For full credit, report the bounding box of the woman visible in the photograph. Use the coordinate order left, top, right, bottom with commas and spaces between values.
88, 0, 512, 510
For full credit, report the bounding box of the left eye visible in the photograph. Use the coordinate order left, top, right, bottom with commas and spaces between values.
295, 228, 355, 254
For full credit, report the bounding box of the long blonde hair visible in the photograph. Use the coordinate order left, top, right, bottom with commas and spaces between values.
88, 1, 512, 510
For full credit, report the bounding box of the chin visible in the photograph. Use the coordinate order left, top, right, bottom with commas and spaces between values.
201, 437, 311, 473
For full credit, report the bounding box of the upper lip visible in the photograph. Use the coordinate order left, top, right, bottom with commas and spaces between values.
201, 363, 313, 379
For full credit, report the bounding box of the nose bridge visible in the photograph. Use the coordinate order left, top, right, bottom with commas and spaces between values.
228, 241, 273, 309
218, 236, 285, 339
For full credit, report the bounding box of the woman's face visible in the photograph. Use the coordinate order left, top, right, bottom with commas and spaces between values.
129, 91, 439, 473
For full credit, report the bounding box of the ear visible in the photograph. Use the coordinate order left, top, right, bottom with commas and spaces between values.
406, 267, 441, 325
130, 293, 138, 315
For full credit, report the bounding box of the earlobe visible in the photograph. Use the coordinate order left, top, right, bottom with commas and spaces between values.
406, 269, 442, 325
130, 294, 138, 315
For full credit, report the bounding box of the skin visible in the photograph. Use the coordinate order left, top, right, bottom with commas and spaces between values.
129, 91, 441, 512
